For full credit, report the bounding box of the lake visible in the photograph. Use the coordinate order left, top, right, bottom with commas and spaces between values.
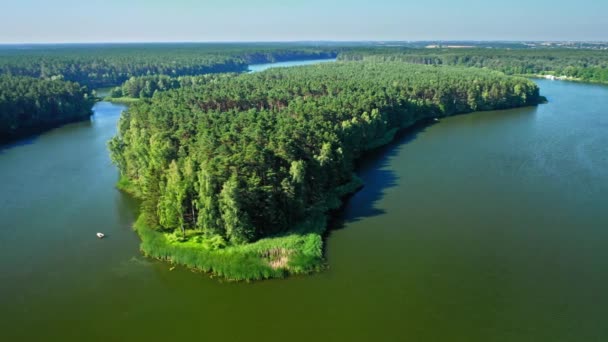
247, 58, 336, 72
1, 66, 607, 340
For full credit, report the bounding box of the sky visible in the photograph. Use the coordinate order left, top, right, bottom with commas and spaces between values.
1, 0, 607, 43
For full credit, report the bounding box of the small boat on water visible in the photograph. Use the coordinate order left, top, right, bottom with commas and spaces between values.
433, 118, 440, 122
96, 232, 105, 239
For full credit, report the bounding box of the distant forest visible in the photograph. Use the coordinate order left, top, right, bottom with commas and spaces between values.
2, 43, 606, 145
339, 48, 608, 83
0, 44, 338, 88
2, 44, 607, 92
102, 46, 608, 102
0, 44, 339, 142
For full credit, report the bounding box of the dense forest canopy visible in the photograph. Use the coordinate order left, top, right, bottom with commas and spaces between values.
0, 44, 339, 143
0, 44, 339, 88
339, 48, 608, 83
109, 62, 541, 247
0, 75, 94, 143
108, 73, 240, 99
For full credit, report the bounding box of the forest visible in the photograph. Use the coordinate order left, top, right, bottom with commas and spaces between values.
108, 73, 239, 99
109, 61, 542, 279
103, 46, 608, 102
0, 44, 338, 88
0, 44, 338, 142
0, 75, 94, 143
8, 43, 606, 94
339, 48, 608, 83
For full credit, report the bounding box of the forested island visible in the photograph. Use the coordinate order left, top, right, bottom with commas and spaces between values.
108, 61, 542, 280
0, 75, 94, 143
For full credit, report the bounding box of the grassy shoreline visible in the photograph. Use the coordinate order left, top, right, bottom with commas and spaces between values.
121, 174, 363, 281
103, 96, 142, 104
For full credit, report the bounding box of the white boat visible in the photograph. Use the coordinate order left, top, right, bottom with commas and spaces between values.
96, 232, 105, 239
433, 118, 440, 122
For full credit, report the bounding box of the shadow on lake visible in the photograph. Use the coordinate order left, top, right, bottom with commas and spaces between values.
0, 136, 39, 154
0, 117, 99, 155
326, 102, 544, 234
327, 122, 433, 232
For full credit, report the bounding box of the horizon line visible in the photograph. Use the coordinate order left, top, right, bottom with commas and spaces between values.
1, 39, 607, 46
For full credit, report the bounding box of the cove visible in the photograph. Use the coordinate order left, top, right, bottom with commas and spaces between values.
1, 76, 607, 341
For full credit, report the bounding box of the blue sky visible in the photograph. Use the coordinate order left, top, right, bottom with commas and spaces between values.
1, 0, 606, 43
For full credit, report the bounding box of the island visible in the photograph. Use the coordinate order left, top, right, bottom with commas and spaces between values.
108, 61, 543, 280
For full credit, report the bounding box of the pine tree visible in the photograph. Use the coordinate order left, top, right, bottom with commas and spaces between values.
219, 174, 253, 244
158, 160, 187, 236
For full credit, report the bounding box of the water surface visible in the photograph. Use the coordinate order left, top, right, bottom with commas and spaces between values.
1, 76, 607, 341
247, 58, 336, 72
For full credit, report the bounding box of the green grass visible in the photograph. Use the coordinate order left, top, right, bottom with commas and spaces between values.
116, 175, 143, 198
129, 175, 363, 281
104, 96, 142, 104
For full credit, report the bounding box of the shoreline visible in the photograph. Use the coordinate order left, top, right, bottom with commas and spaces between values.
0, 114, 93, 146
125, 174, 363, 281
521, 74, 608, 86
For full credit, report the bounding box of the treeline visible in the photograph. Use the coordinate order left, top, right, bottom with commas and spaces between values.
339, 48, 608, 83
0, 75, 94, 143
106, 47, 608, 101
2, 44, 606, 90
108, 74, 239, 99
0, 44, 338, 88
109, 62, 541, 246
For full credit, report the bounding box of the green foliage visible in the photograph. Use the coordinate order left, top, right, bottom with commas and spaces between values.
195, 165, 223, 235
158, 160, 187, 235
0, 75, 94, 143
109, 73, 240, 99
132, 175, 363, 280
339, 48, 608, 84
0, 44, 339, 88
110, 61, 541, 280
219, 174, 255, 244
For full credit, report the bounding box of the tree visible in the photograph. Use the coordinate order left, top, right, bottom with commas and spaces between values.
157, 160, 187, 236
219, 174, 254, 244
196, 164, 223, 236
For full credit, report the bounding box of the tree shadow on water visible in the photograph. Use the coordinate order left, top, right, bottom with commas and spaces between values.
327, 121, 434, 233
0, 136, 38, 154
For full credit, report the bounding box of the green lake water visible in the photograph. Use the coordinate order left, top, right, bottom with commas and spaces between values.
1, 75, 607, 341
